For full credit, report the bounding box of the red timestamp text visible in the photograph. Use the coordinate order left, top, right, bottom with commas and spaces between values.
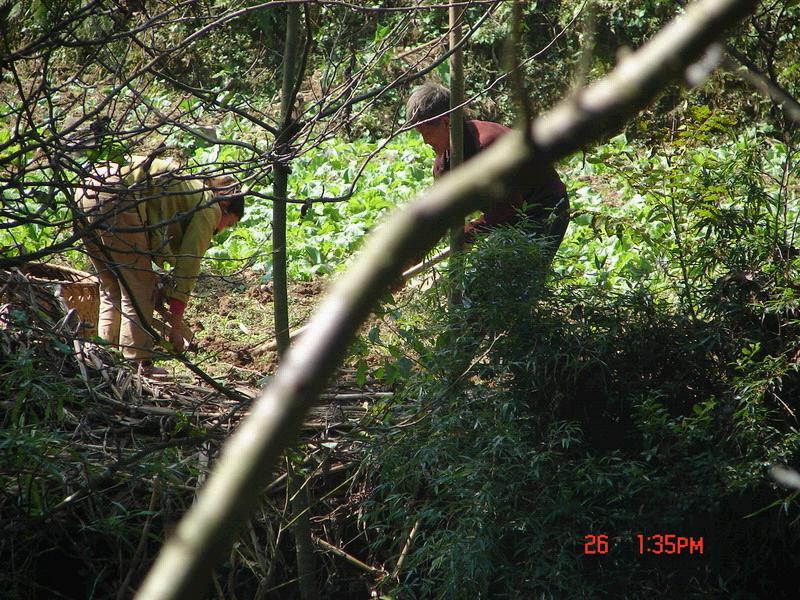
583, 534, 610, 554
637, 533, 703, 555
582, 533, 704, 555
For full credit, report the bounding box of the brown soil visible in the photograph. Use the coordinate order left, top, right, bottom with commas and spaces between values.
185, 272, 330, 382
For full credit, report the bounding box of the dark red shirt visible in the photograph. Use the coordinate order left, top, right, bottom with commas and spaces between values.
434, 120, 567, 241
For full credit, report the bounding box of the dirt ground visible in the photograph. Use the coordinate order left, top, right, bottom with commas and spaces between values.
184, 271, 328, 382
178, 267, 423, 396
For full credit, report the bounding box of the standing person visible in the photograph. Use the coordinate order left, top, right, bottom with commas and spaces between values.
76, 156, 244, 374
405, 82, 569, 255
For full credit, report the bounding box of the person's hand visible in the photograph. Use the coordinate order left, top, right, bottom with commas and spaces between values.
153, 284, 167, 308
461, 226, 476, 248
168, 312, 186, 353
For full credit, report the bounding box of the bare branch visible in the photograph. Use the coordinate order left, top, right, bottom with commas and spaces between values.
723, 45, 800, 125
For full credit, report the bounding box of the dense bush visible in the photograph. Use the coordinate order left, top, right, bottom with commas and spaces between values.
362, 228, 800, 599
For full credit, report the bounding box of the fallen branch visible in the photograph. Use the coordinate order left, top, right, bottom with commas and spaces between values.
391, 518, 420, 581
400, 246, 452, 280
254, 324, 310, 353
318, 392, 394, 402
312, 536, 387, 576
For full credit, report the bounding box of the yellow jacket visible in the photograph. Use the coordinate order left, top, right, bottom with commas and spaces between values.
122, 157, 221, 304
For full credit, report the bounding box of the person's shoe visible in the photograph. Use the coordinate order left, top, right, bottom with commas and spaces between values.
141, 363, 169, 378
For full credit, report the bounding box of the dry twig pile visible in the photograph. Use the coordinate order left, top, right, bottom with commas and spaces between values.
0, 266, 386, 599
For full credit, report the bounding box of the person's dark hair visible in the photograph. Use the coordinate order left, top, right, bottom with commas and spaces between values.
405, 82, 450, 125
227, 194, 245, 220
209, 175, 245, 220
440, 121, 481, 174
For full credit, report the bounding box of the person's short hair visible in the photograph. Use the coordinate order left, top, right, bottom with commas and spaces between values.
405, 82, 450, 125
209, 175, 245, 220
227, 194, 245, 221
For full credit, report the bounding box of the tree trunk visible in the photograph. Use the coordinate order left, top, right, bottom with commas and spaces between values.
287, 459, 317, 600
275, 6, 317, 600
273, 3, 301, 358
448, 3, 465, 307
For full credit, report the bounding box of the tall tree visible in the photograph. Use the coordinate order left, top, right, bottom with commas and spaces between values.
448, 1, 465, 307
272, 7, 318, 598
273, 3, 302, 358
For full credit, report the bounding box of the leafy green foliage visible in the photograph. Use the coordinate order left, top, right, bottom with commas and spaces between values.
206, 131, 433, 280
561, 107, 799, 312
4, 1, 800, 597
363, 229, 800, 598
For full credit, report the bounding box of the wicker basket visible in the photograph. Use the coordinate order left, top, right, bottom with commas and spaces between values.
17, 263, 100, 338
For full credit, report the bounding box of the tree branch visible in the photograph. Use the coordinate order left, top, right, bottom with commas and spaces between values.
723, 44, 800, 125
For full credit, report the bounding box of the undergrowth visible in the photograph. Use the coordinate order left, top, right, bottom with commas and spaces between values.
361, 211, 800, 597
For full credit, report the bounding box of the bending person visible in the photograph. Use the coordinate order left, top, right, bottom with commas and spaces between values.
405, 82, 569, 258
76, 156, 244, 373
